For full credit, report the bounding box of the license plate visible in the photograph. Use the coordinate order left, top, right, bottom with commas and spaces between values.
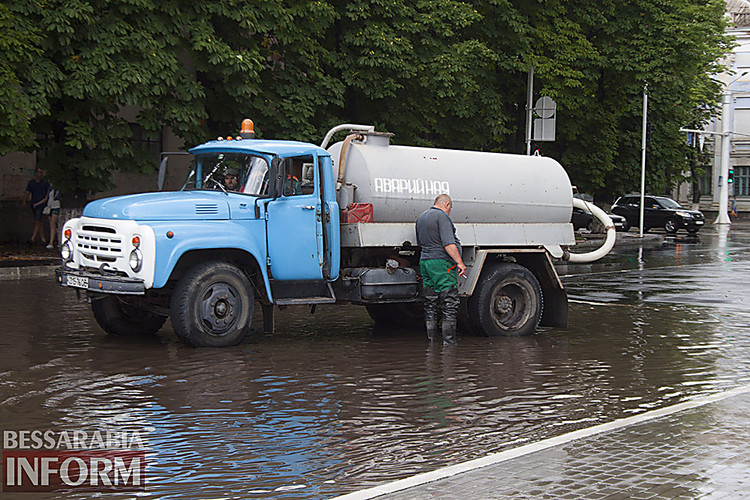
67, 275, 89, 289
696, 220, 704, 225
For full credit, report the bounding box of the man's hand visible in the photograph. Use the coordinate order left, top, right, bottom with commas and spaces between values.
445, 243, 467, 278
457, 261, 467, 278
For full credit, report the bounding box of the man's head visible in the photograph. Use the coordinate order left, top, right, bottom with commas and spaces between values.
433, 194, 453, 215
34, 168, 44, 181
224, 167, 239, 190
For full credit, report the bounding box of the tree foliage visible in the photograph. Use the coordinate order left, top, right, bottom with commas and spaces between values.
2, 0, 731, 200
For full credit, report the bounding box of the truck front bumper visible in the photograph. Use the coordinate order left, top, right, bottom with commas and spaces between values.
56, 267, 146, 295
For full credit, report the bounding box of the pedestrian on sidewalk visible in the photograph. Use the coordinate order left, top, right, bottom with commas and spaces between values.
415, 194, 467, 346
22, 168, 50, 245
45, 185, 61, 249
731, 194, 739, 219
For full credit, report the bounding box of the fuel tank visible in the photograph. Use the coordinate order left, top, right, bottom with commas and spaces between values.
327, 133, 573, 224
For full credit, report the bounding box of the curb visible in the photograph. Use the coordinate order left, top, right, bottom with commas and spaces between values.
573, 232, 663, 249
0, 265, 58, 281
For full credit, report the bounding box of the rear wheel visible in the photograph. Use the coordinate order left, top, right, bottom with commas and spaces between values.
170, 262, 254, 347
665, 218, 678, 234
466, 263, 543, 337
91, 295, 167, 336
687, 228, 699, 234
621, 221, 630, 232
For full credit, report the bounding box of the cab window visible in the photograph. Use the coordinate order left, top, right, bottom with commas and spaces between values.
280, 155, 315, 196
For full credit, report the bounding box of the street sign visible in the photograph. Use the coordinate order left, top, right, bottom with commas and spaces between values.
533, 96, 556, 141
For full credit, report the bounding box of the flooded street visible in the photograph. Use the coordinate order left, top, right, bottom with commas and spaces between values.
2, 225, 750, 499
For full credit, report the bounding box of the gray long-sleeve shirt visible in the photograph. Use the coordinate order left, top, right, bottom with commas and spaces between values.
415, 207, 460, 261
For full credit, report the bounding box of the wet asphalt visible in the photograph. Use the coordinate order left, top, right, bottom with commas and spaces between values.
1, 223, 750, 498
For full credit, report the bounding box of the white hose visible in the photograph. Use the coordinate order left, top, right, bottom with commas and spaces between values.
320, 124, 375, 149
566, 197, 617, 263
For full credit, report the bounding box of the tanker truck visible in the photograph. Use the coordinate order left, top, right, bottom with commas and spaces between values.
56, 121, 615, 347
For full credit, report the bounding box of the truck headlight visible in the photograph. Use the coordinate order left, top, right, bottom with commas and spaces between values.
129, 249, 143, 272
61, 241, 73, 262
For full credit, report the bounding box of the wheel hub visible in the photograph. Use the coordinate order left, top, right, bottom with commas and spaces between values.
214, 299, 229, 318
495, 295, 514, 314
199, 283, 239, 335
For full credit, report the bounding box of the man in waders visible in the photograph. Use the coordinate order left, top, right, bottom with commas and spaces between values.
416, 194, 466, 345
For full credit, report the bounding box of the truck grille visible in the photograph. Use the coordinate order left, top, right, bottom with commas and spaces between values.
76, 225, 123, 263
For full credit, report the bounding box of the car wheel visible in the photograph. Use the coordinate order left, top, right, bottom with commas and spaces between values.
664, 218, 678, 234
687, 228, 699, 234
621, 221, 630, 232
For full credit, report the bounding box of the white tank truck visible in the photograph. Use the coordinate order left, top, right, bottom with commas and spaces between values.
56, 121, 615, 346
323, 125, 614, 337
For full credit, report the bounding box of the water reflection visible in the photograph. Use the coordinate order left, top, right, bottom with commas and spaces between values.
2, 230, 750, 498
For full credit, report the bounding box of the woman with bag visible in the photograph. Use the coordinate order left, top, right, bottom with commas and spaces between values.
45, 186, 61, 249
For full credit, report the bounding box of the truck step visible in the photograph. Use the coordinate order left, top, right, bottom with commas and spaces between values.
270, 279, 336, 305
275, 296, 337, 305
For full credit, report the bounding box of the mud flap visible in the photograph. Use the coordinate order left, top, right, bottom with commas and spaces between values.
540, 286, 567, 328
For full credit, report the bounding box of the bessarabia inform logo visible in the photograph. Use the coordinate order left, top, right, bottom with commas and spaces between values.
1, 429, 146, 493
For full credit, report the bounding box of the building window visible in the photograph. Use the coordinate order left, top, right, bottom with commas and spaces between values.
697, 165, 713, 197
736, 165, 750, 197
130, 123, 161, 161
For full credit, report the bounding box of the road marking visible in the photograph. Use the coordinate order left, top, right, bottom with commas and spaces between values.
568, 298, 626, 306
331, 384, 750, 500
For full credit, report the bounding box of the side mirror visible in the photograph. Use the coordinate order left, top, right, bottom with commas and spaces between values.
157, 156, 168, 191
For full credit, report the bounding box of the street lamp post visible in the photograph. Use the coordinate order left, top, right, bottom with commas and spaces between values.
716, 91, 732, 225
639, 85, 648, 237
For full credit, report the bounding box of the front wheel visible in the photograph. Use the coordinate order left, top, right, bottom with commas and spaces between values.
466, 263, 543, 337
170, 262, 255, 347
91, 295, 167, 336
664, 218, 678, 234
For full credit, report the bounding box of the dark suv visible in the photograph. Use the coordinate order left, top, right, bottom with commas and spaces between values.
611, 195, 705, 234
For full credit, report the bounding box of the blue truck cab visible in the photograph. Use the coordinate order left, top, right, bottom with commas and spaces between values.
57, 129, 342, 346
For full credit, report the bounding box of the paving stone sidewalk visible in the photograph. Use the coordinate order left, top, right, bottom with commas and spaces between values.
341, 388, 750, 499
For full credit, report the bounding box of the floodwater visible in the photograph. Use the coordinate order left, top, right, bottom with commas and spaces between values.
2, 225, 750, 498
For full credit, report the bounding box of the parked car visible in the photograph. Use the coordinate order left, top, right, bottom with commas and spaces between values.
571, 206, 627, 232
611, 195, 704, 234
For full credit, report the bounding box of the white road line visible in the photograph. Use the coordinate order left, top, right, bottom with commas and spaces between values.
330, 384, 750, 500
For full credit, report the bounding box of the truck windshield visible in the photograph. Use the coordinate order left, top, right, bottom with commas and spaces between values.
189, 153, 269, 196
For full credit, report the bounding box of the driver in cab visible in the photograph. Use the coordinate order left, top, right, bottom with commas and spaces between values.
223, 167, 240, 192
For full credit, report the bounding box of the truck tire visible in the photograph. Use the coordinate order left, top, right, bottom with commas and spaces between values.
91, 295, 167, 336
170, 262, 254, 347
467, 263, 543, 337
365, 303, 423, 327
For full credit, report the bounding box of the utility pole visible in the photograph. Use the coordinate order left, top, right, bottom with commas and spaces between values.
639, 84, 648, 238
526, 67, 534, 155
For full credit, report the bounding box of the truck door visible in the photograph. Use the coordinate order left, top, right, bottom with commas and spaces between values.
265, 155, 324, 281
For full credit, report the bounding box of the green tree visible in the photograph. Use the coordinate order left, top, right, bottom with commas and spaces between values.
6, 0, 265, 200
532, 0, 730, 200
0, 4, 55, 154
5, 0, 730, 202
